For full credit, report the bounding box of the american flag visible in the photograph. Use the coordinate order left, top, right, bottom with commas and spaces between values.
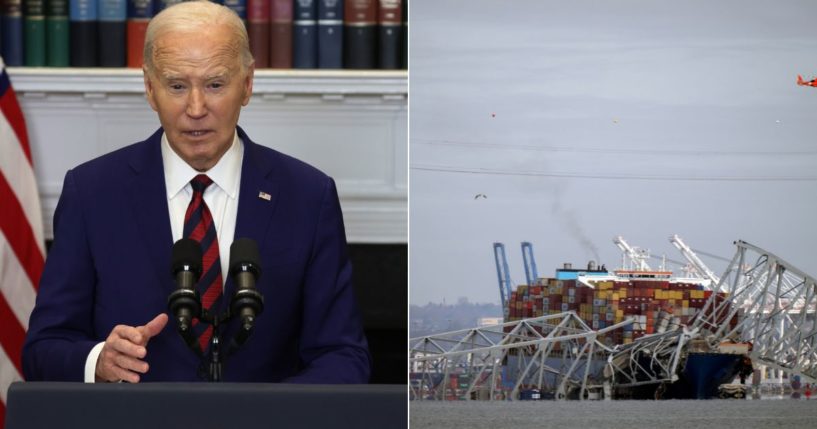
0, 59, 44, 425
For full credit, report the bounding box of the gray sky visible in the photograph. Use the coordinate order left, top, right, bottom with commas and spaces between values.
410, 0, 817, 305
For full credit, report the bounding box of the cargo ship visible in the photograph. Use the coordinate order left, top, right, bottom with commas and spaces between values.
504, 262, 749, 399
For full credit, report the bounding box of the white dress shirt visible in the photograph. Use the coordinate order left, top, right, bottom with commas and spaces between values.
84, 131, 244, 382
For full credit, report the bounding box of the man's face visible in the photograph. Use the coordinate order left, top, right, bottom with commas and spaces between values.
144, 25, 254, 172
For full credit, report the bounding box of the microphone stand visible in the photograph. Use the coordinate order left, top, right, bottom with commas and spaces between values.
208, 316, 222, 382
199, 308, 230, 382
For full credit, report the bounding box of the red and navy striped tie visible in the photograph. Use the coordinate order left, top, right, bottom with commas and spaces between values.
183, 174, 223, 352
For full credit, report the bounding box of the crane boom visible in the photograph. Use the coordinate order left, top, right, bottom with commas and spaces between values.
521, 241, 539, 286
493, 243, 513, 319
669, 234, 721, 289
613, 235, 651, 271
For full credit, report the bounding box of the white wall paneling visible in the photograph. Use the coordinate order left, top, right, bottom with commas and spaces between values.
8, 68, 407, 243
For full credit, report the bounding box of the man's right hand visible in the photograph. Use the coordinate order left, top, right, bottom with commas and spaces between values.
95, 313, 169, 383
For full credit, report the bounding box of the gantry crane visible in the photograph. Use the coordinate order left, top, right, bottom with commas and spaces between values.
669, 234, 721, 290
521, 241, 539, 286
613, 236, 651, 271
493, 243, 513, 319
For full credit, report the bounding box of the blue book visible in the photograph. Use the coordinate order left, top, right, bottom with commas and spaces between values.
221, 0, 245, 20
98, 0, 126, 66
70, 0, 98, 66
153, 0, 180, 13
317, 0, 341, 69
293, 0, 316, 69
2, 0, 24, 66
377, 0, 401, 69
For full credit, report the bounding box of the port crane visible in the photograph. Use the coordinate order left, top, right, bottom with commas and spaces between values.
613, 236, 651, 271
492, 243, 513, 319
669, 234, 721, 290
521, 242, 539, 286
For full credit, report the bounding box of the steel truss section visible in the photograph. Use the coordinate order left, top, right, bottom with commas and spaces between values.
692, 240, 817, 382
409, 312, 632, 401
604, 326, 695, 392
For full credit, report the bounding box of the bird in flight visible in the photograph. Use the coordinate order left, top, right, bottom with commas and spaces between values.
474, 193, 487, 200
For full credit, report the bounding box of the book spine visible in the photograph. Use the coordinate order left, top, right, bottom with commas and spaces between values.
126, 0, 151, 67
247, 0, 269, 68
269, 0, 291, 68
45, 0, 69, 66
2, 0, 25, 66
317, 0, 341, 69
154, 0, 180, 13
293, 0, 316, 68
400, 0, 405, 69
97, 0, 126, 67
376, 0, 398, 69
222, 0, 246, 24
24, 0, 46, 66
343, 0, 375, 69
69, 0, 97, 66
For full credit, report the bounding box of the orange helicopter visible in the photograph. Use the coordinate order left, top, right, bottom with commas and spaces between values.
797, 74, 817, 87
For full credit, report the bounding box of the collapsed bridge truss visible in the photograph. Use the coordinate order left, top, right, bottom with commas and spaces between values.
411, 240, 817, 400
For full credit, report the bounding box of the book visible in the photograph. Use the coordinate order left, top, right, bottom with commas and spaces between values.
400, 0, 405, 68
154, 0, 180, 13
222, 0, 246, 25
24, 0, 46, 66
269, 0, 291, 68
317, 0, 342, 69
45, 0, 69, 66
343, 0, 375, 69
376, 0, 399, 69
293, 0, 316, 68
247, 0, 269, 67
98, 0, 126, 67
2, 0, 25, 66
69, 0, 98, 66
126, 0, 152, 68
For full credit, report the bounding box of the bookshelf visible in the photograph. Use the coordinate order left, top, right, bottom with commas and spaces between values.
8, 68, 407, 243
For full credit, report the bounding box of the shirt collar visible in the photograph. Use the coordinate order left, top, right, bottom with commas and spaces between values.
162, 130, 243, 199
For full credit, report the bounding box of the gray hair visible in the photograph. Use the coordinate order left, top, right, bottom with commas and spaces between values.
143, 0, 253, 75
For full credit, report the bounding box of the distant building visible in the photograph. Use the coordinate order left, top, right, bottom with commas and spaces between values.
477, 317, 503, 327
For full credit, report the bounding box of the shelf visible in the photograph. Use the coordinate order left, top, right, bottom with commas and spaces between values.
7, 68, 408, 98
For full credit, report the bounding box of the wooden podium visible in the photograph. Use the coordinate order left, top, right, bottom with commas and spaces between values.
5, 382, 406, 428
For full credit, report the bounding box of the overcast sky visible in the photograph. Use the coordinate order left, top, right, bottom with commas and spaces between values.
410, 0, 817, 305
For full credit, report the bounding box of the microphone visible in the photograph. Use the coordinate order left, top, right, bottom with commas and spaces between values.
229, 238, 264, 343
168, 238, 203, 337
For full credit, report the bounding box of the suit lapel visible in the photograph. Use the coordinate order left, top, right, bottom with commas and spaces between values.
126, 129, 175, 298
225, 128, 280, 302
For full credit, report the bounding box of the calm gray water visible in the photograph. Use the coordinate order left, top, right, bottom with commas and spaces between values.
411, 399, 817, 428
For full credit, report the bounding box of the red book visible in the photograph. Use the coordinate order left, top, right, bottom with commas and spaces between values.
269, 0, 292, 69
126, 0, 152, 68
248, 0, 270, 68
126, 20, 149, 67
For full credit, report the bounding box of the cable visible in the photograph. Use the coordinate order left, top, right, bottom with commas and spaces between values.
412, 137, 817, 157
411, 164, 817, 182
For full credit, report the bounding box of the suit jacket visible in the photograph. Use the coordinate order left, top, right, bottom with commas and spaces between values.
22, 127, 371, 383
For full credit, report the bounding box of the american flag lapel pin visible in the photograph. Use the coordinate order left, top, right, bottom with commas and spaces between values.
258, 191, 272, 201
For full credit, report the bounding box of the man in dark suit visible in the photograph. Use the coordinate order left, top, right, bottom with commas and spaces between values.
22, 1, 370, 383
